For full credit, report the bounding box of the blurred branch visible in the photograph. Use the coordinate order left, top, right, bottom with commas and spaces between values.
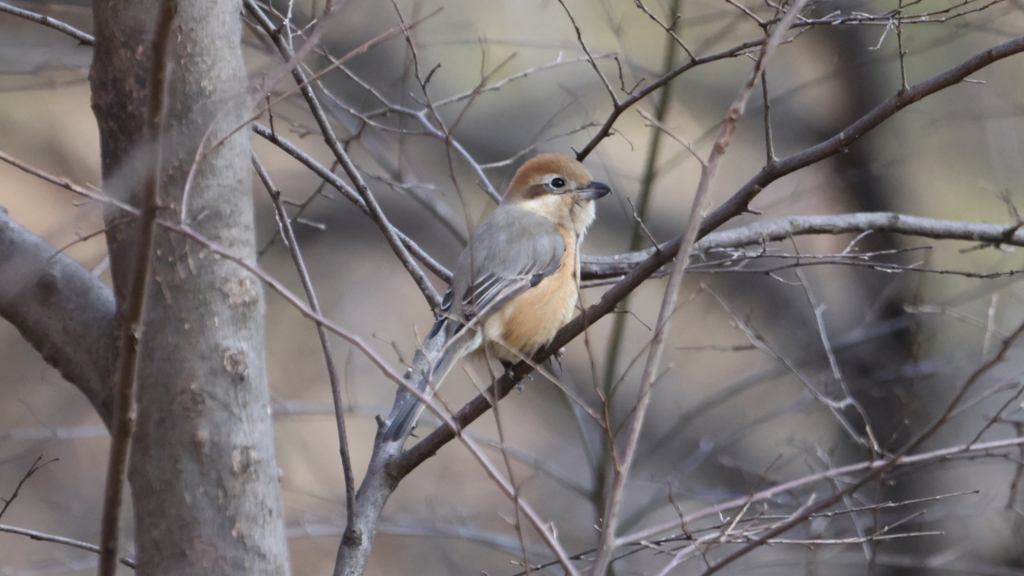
690, 317, 1024, 575
574, 37, 764, 160
98, 3, 175, 574
252, 123, 452, 282
0, 207, 117, 423
620, 433, 1024, 547
589, 2, 808, 572
596, 0, 682, 529
245, 0, 442, 309
0, 2, 95, 45
0, 524, 136, 569
601, 0, 681, 412
289, 516, 554, 561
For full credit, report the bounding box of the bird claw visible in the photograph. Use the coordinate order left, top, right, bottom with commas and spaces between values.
501, 360, 515, 380
500, 361, 532, 393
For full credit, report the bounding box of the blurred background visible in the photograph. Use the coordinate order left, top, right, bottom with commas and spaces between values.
2, 0, 1024, 574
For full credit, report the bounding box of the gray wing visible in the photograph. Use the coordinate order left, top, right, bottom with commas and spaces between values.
431, 204, 565, 340
382, 206, 564, 442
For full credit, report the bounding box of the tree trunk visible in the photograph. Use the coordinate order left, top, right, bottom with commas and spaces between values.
89, 0, 291, 573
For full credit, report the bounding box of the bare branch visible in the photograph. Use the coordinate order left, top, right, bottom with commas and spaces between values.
0, 524, 136, 569
589, 3, 809, 572
0, 456, 58, 521
554, 0, 618, 104
0, 1, 95, 45
620, 434, 1024, 547
693, 318, 1024, 575
245, 0, 442, 309
584, 210, 1024, 281
574, 38, 765, 160
98, 2, 175, 573
699, 34, 1024, 242
0, 207, 117, 422
252, 123, 452, 282
253, 154, 357, 530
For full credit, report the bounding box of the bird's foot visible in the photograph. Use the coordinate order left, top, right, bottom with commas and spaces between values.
553, 347, 566, 372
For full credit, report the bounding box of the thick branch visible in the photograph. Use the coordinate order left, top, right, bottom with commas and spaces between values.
582, 211, 1024, 279
576, 34, 1024, 283
0, 207, 116, 424
701, 34, 1024, 237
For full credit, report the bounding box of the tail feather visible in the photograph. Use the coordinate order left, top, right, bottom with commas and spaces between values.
381, 385, 426, 442
381, 325, 478, 442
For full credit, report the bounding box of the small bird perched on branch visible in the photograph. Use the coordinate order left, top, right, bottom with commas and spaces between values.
382, 153, 611, 442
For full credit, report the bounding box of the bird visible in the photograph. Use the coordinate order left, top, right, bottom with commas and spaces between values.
382, 153, 611, 442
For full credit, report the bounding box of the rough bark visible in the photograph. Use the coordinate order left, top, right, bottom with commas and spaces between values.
89, 0, 290, 574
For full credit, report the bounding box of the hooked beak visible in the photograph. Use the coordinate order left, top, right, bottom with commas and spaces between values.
577, 181, 612, 200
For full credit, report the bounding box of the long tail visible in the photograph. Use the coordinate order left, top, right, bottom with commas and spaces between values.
380, 362, 430, 442
381, 323, 476, 442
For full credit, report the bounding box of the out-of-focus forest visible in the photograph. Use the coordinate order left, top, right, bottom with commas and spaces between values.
2, 0, 1024, 574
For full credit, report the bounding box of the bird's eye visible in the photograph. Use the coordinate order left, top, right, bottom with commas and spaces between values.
550, 177, 566, 189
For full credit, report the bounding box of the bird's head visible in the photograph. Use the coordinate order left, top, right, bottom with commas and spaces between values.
502, 153, 611, 235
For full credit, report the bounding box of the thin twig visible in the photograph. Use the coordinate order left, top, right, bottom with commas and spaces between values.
97, 2, 175, 575
252, 123, 452, 282
796, 270, 882, 454
588, 3, 808, 573
0, 1, 95, 45
597, 0, 681, 536
694, 318, 1024, 575
0, 456, 57, 521
574, 38, 765, 160
896, 0, 910, 92
555, 0, 618, 104
619, 434, 1024, 546
761, 69, 775, 162
601, 0, 681, 398
246, 0, 442, 309
253, 154, 357, 529
0, 524, 136, 568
